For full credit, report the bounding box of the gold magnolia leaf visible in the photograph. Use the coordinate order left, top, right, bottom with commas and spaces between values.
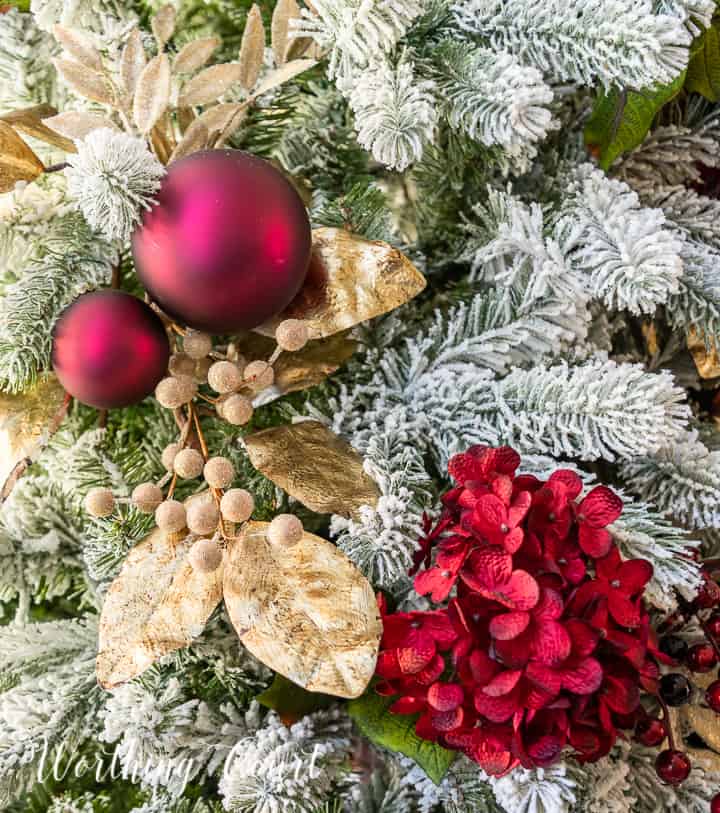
44, 111, 117, 140
151, 3, 176, 49
238, 4, 265, 91
0, 375, 67, 502
223, 521, 382, 698
120, 28, 146, 99
96, 494, 224, 689
53, 57, 115, 106
252, 58, 316, 98
179, 63, 245, 107
196, 102, 247, 135
258, 227, 427, 339
133, 53, 171, 135
271, 0, 301, 66
0, 106, 76, 153
233, 331, 357, 397
0, 121, 44, 193
688, 326, 720, 379
53, 25, 103, 72
172, 37, 220, 75
169, 120, 209, 163
244, 420, 380, 518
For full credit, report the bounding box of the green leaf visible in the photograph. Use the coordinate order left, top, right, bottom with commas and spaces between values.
347, 692, 456, 784
3, 1, 31, 10
686, 25, 720, 100
584, 72, 686, 170
256, 674, 334, 720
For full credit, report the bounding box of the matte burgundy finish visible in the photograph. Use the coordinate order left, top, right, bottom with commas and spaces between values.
52, 290, 170, 408
131, 150, 312, 332
654, 749, 691, 785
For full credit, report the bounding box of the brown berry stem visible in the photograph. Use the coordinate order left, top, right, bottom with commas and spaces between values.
166, 471, 178, 499
43, 161, 69, 173
657, 696, 677, 751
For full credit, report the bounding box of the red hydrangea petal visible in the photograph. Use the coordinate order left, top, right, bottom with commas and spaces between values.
578, 526, 612, 558
414, 566, 457, 602
548, 469, 583, 499
381, 614, 414, 648
397, 641, 435, 674
415, 654, 446, 685
492, 474, 513, 506
423, 611, 459, 647
489, 611, 531, 640
530, 620, 572, 665
415, 711, 441, 742
497, 570, 540, 611
493, 446, 522, 476
514, 474, 543, 494
494, 632, 533, 668
525, 662, 562, 696
431, 706, 464, 732
526, 734, 564, 766
603, 675, 640, 714
474, 690, 521, 722
578, 486, 623, 528
565, 620, 599, 658
427, 682, 464, 711
608, 591, 642, 628
390, 695, 427, 714
534, 587, 564, 621
473, 742, 513, 776
483, 669, 523, 697
469, 649, 500, 684
503, 527, 524, 554
376, 650, 403, 679
467, 548, 513, 586
595, 545, 622, 580
508, 490, 532, 526
617, 559, 653, 595
564, 557, 586, 584
475, 493, 507, 530
561, 658, 603, 694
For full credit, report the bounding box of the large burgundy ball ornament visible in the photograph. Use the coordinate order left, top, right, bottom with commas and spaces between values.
52, 290, 170, 408
131, 150, 312, 333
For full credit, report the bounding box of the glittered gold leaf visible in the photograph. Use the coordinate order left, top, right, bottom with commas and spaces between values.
238, 4, 265, 91
120, 28, 146, 98
151, 3, 176, 49
271, 0, 301, 65
53, 25, 103, 72
0, 375, 67, 502
169, 119, 209, 162
252, 58, 315, 98
0, 105, 76, 153
196, 102, 247, 136
96, 495, 223, 689
0, 121, 44, 193
44, 111, 117, 140
53, 57, 115, 106
688, 326, 720, 379
223, 521, 381, 698
172, 37, 220, 75
233, 331, 357, 397
133, 54, 171, 134
244, 420, 380, 518
258, 227, 426, 339
179, 63, 244, 107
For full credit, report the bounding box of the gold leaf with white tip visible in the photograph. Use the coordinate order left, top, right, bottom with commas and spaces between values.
179, 63, 245, 107
252, 58, 316, 98
197, 103, 247, 135
53, 25, 103, 72
120, 28, 146, 98
53, 58, 115, 106
96, 495, 224, 689
223, 521, 381, 698
244, 420, 381, 518
173, 37, 220, 74
238, 4, 265, 91
0, 105, 76, 153
44, 111, 117, 140
133, 54, 171, 134
169, 120, 209, 162
151, 4, 176, 49
0, 121, 44, 193
271, 0, 301, 65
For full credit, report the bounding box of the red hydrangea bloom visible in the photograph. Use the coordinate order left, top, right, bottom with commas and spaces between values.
374, 446, 660, 777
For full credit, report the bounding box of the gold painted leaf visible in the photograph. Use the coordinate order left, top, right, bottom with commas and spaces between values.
223, 521, 381, 698
688, 326, 720, 379
53, 25, 103, 72
258, 227, 427, 339
120, 28, 146, 98
96, 495, 224, 689
43, 111, 117, 140
244, 420, 380, 518
53, 57, 115, 106
252, 57, 315, 98
271, 0, 300, 66
172, 37, 220, 75
0, 121, 44, 193
133, 53, 171, 135
0, 105, 76, 153
196, 102, 247, 135
0, 375, 67, 502
238, 4, 265, 91
179, 63, 244, 107
233, 331, 357, 397
169, 119, 209, 163
151, 3, 176, 49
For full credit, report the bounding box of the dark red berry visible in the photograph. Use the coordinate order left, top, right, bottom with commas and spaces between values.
686, 643, 718, 673
634, 716, 667, 747
659, 673, 692, 706
655, 749, 691, 785
694, 575, 720, 609
659, 635, 688, 661
706, 613, 720, 640
711, 791, 720, 813
706, 679, 720, 713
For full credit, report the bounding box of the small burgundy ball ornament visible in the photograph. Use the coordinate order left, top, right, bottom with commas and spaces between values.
52, 290, 170, 408
654, 749, 691, 785
132, 150, 312, 333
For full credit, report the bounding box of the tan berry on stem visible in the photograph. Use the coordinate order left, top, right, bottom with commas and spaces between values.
186, 499, 220, 535
276, 319, 309, 352
220, 488, 254, 523
203, 456, 235, 488
173, 448, 204, 479
155, 375, 197, 408
131, 482, 163, 513
183, 330, 212, 359
208, 360, 242, 394
168, 352, 195, 377
188, 538, 223, 573
155, 499, 187, 532
268, 513, 303, 547
244, 360, 274, 391
85, 487, 115, 518
161, 442, 182, 471
221, 394, 253, 425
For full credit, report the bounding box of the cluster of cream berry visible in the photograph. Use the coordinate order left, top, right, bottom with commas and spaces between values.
83, 319, 310, 573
